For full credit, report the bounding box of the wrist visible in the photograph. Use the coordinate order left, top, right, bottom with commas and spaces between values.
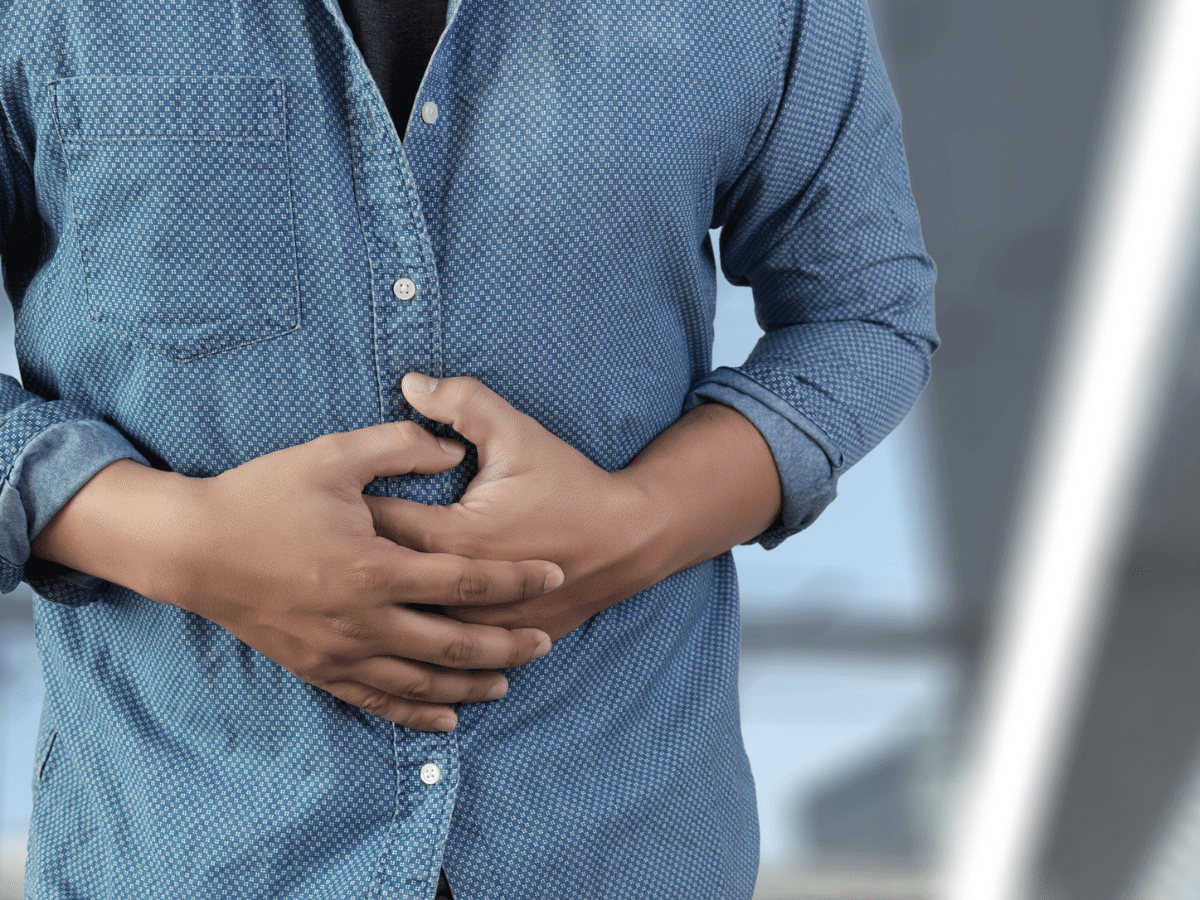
606, 467, 677, 591
612, 403, 783, 583
31, 458, 205, 606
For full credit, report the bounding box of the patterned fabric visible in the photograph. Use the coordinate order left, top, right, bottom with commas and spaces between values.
0, 0, 937, 896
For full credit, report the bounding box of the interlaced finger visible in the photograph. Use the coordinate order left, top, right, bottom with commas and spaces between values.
353, 656, 510, 705
316, 680, 460, 732
327, 421, 465, 488
370, 540, 560, 607
382, 603, 551, 670
362, 495, 454, 553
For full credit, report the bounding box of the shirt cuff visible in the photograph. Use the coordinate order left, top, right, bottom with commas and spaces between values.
684, 367, 844, 549
0, 419, 149, 605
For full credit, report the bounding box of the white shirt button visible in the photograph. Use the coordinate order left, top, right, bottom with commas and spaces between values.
420, 763, 442, 786
392, 277, 417, 301
420, 101, 439, 125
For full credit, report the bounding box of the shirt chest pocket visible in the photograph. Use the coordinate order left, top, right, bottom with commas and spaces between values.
54, 76, 300, 361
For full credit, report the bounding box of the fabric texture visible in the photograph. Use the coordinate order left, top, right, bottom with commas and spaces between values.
0, 0, 937, 896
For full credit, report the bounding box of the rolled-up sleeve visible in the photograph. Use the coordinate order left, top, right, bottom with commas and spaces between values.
686, 0, 939, 549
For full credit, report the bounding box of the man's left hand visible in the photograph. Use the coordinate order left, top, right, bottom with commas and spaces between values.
366, 374, 655, 641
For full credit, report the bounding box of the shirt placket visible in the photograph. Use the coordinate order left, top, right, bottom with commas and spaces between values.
318, 1, 459, 895
345, 77, 443, 429
388, 731, 461, 896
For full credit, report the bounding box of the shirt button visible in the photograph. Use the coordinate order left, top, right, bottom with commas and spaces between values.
420, 763, 442, 786
420, 101, 439, 125
392, 277, 417, 301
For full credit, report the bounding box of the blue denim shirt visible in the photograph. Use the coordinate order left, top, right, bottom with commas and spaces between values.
0, 0, 937, 896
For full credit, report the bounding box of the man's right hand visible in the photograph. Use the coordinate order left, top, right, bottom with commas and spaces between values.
31, 422, 562, 732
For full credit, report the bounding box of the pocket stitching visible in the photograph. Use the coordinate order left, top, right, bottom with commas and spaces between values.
52, 76, 301, 361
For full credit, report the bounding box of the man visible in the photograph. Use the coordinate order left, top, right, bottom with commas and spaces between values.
0, 0, 937, 896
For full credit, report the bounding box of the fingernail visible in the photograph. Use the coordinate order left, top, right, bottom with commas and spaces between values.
486, 677, 509, 700
437, 437, 458, 454
405, 372, 438, 394
542, 569, 565, 593
533, 634, 552, 659
434, 713, 457, 732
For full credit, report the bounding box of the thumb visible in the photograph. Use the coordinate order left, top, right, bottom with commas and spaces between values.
401, 374, 527, 453
332, 420, 466, 488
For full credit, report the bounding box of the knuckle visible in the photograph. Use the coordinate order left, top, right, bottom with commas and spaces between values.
392, 420, 426, 448
326, 614, 372, 644
441, 633, 482, 667
453, 571, 492, 605
397, 670, 434, 701
348, 560, 385, 597
356, 691, 395, 719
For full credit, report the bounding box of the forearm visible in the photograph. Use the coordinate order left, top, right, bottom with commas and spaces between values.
616, 401, 783, 589
31, 457, 196, 602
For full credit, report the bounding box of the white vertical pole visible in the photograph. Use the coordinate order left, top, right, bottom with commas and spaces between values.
939, 1, 1200, 898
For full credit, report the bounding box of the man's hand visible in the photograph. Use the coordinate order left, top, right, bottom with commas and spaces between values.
368, 375, 650, 640
369, 374, 784, 641
32, 423, 563, 732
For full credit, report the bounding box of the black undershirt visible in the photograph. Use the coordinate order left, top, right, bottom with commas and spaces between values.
337, 0, 450, 139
